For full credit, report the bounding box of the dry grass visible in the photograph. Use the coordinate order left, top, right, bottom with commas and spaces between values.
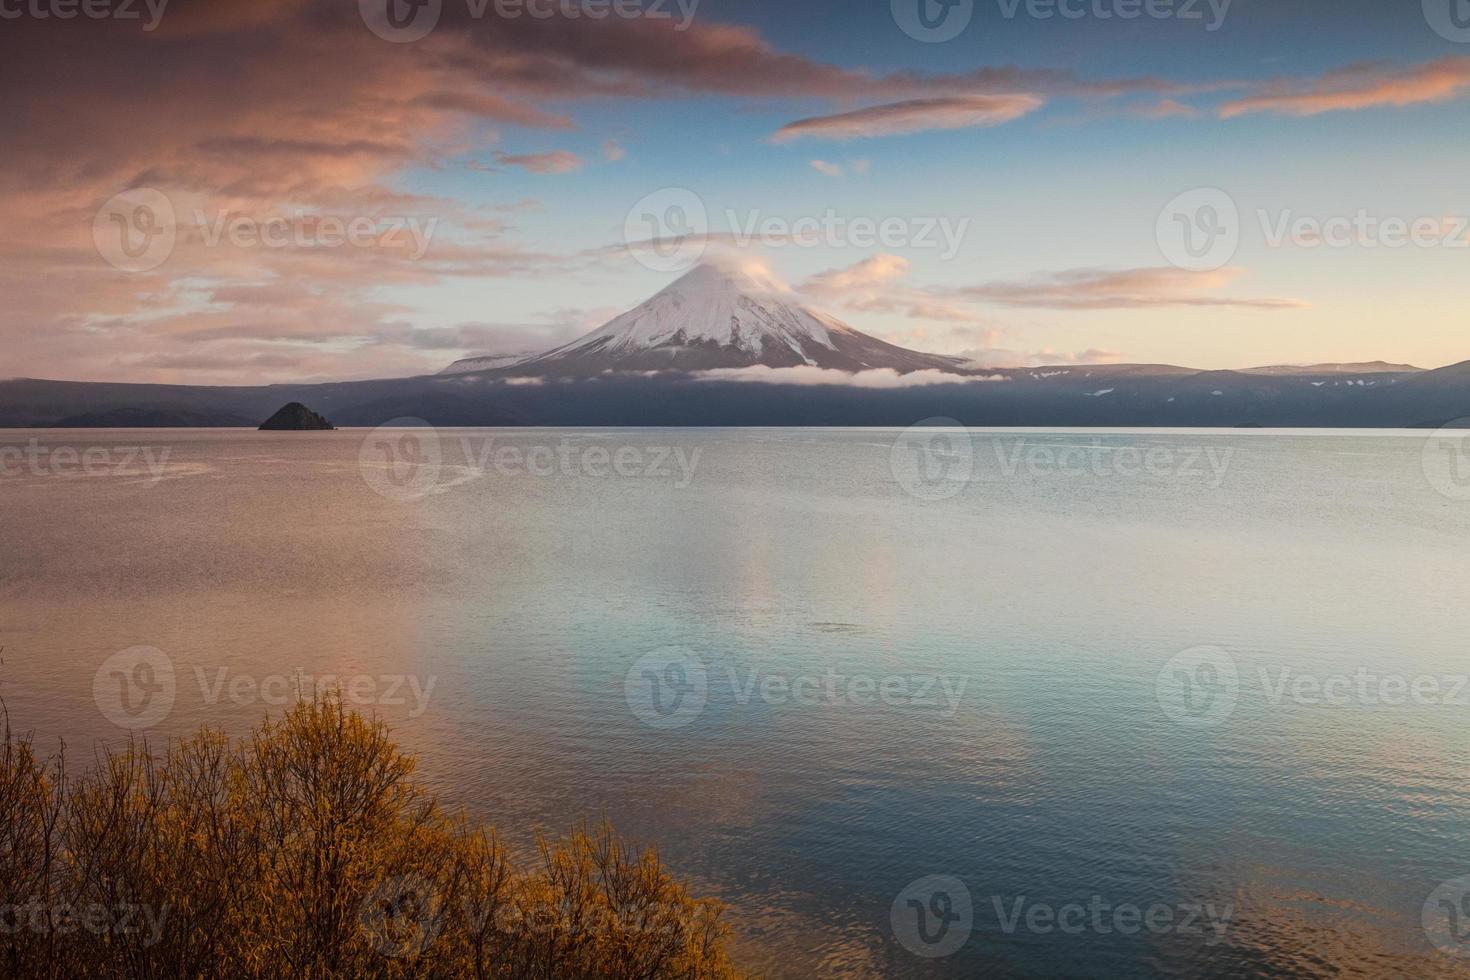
0, 698, 744, 979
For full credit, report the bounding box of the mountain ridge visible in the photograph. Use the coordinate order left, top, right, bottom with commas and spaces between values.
3, 358, 1468, 428
438, 266, 1433, 385
449, 263, 970, 377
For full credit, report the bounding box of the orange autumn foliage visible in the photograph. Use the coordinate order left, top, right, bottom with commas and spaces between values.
0, 699, 743, 979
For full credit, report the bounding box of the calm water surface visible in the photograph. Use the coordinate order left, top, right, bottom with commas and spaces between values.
3, 427, 1469, 977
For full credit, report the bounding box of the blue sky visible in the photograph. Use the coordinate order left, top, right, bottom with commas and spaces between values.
5, 0, 1469, 381
388, 0, 1470, 371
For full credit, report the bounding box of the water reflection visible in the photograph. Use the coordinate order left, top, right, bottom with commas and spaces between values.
3, 428, 1469, 977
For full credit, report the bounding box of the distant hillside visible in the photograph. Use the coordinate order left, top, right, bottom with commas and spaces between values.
439, 352, 537, 375
1238, 361, 1423, 376
2, 359, 1468, 428
53, 405, 258, 428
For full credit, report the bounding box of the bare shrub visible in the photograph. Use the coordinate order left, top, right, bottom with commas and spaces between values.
0, 698, 743, 980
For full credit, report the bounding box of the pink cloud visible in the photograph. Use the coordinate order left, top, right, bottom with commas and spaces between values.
958, 347, 1125, 369
772, 95, 1045, 142
953, 267, 1308, 310
0, 0, 1333, 385
801, 257, 993, 328
799, 255, 990, 324
1144, 99, 1198, 119
1220, 57, 1470, 118
803, 254, 911, 291
492, 150, 585, 174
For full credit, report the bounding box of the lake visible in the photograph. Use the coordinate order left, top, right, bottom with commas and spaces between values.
2, 426, 1469, 977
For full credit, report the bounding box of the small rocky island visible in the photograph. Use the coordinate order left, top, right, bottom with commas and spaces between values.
258, 402, 336, 431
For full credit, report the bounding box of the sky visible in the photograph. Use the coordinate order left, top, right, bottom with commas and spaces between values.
3, 0, 1469, 384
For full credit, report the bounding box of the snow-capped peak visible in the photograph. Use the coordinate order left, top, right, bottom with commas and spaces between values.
441, 259, 969, 376
559, 260, 847, 362
668, 256, 792, 300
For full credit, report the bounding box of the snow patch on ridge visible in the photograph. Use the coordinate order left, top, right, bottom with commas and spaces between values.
693, 366, 1006, 387
564, 262, 845, 361
439, 352, 536, 375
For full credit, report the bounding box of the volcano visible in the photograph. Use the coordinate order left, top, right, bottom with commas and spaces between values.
443, 262, 969, 377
